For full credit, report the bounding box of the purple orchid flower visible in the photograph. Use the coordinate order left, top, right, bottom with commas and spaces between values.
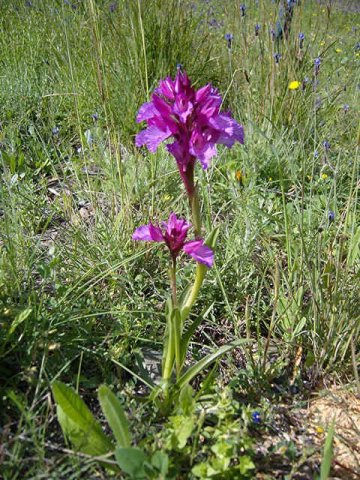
132, 213, 214, 268
135, 69, 244, 196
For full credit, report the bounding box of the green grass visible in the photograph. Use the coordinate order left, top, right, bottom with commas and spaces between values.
0, 0, 359, 478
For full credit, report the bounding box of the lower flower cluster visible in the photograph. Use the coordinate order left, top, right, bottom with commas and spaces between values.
133, 212, 214, 268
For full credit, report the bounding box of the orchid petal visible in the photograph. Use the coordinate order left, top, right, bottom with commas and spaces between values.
183, 240, 214, 267
210, 114, 244, 146
132, 224, 163, 242
136, 102, 157, 123
135, 125, 171, 152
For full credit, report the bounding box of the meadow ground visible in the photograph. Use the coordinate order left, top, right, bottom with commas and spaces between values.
0, 0, 359, 478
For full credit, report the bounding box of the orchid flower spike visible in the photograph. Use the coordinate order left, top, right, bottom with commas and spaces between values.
135, 69, 244, 196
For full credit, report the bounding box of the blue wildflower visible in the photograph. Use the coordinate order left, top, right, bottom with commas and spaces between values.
314, 57, 321, 76
208, 18, 220, 28
225, 33, 233, 49
302, 77, 309, 91
252, 411, 261, 424
240, 4, 246, 16
273, 52, 281, 64
298, 32, 305, 48
255, 23, 261, 36
52, 126, 60, 136
343, 104, 349, 113
91, 112, 99, 122
109, 3, 117, 12
323, 140, 330, 151
328, 211, 335, 223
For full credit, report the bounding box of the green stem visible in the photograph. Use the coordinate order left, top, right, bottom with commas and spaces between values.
163, 257, 181, 382
169, 257, 177, 308
190, 188, 202, 238
181, 263, 207, 321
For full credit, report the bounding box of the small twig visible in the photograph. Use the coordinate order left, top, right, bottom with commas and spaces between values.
14, 433, 118, 466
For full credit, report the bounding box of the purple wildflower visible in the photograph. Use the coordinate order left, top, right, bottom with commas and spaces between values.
225, 33, 233, 50
343, 104, 349, 113
109, 2, 117, 12
270, 29, 276, 41
314, 57, 321, 76
91, 112, 99, 122
298, 32, 305, 48
314, 150, 319, 158
328, 210, 335, 224
135, 69, 244, 196
240, 4, 246, 16
132, 213, 214, 267
255, 23, 261, 36
52, 126, 60, 136
273, 52, 281, 64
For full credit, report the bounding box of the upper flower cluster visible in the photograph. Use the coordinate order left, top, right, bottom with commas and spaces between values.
135, 69, 244, 194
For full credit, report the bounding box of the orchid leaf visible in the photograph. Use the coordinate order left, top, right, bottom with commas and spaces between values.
204, 225, 220, 250
177, 339, 249, 389
180, 303, 214, 366
172, 308, 182, 377
98, 385, 131, 448
52, 381, 113, 456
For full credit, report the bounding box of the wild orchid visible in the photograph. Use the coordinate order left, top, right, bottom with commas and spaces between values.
133, 69, 245, 392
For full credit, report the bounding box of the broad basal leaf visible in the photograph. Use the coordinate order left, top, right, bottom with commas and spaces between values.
98, 384, 131, 448
52, 381, 113, 456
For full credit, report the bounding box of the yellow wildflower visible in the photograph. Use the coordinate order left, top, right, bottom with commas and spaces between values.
316, 426, 324, 434
288, 81, 300, 90
321, 173, 328, 180
320, 41, 325, 46
235, 170, 244, 185
335, 48, 342, 53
